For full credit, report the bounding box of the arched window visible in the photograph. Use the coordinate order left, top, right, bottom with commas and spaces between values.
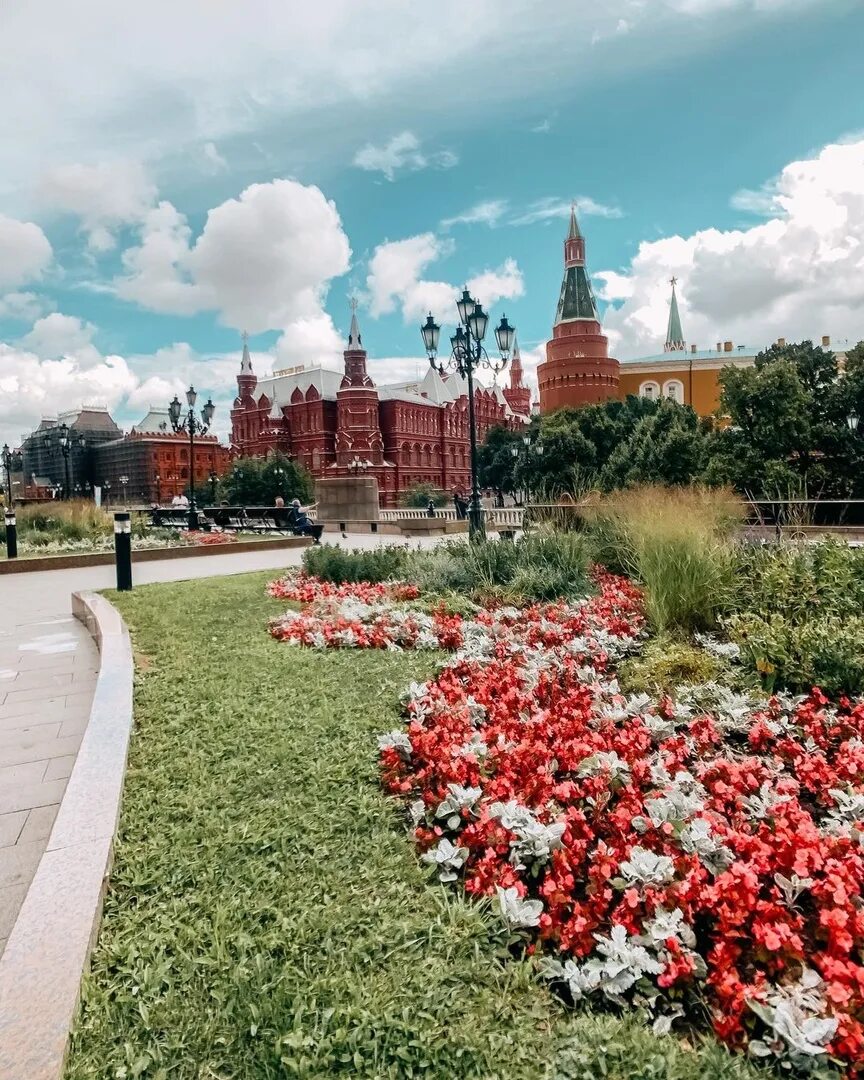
663, 379, 685, 404
639, 381, 661, 400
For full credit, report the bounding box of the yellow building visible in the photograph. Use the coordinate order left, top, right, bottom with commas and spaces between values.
617, 281, 842, 416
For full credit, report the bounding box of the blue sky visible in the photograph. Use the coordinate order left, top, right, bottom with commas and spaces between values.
1, 0, 863, 444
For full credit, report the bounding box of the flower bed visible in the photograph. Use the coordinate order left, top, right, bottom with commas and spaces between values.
269, 572, 864, 1075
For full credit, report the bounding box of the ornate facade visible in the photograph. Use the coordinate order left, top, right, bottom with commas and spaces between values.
537, 207, 620, 411
230, 311, 530, 505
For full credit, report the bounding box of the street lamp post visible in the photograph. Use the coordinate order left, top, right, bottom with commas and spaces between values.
58, 423, 72, 499
154, 472, 162, 505
2, 444, 13, 508
119, 475, 129, 507
168, 386, 215, 531
209, 471, 218, 504
421, 290, 515, 541
272, 466, 285, 502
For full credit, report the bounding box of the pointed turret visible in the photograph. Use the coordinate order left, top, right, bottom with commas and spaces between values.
664, 278, 685, 352
555, 205, 598, 325
503, 334, 531, 417
341, 299, 374, 389
236, 330, 257, 399
348, 306, 362, 349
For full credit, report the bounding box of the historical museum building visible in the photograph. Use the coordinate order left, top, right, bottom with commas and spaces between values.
18, 406, 229, 504
21, 407, 122, 497
94, 409, 229, 505
230, 309, 530, 505
537, 207, 620, 411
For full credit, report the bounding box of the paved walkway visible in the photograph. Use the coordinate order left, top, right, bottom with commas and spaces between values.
0, 534, 428, 955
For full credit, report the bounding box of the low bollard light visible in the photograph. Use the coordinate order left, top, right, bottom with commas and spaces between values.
114, 511, 132, 591
4, 508, 17, 560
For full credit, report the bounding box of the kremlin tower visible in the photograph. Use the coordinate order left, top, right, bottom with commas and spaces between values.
537, 206, 619, 411
502, 335, 531, 417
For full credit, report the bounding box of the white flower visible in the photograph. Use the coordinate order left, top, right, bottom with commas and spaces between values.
496, 885, 543, 928
679, 818, 734, 875
377, 730, 412, 758
421, 838, 468, 882
641, 907, 696, 950
577, 750, 630, 781
620, 847, 675, 886
435, 783, 482, 828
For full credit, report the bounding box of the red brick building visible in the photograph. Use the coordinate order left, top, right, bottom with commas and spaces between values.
94, 409, 230, 505
230, 309, 530, 505
537, 207, 620, 411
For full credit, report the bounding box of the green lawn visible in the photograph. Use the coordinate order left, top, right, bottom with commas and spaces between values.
65, 571, 763, 1080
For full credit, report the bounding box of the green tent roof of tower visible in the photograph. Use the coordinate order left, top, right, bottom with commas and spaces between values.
664, 279, 685, 351
555, 265, 600, 323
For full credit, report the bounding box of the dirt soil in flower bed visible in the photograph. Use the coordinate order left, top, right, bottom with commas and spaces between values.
65, 572, 759, 1080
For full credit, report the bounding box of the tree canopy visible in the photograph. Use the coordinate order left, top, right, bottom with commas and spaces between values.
478, 339, 864, 501
218, 452, 314, 506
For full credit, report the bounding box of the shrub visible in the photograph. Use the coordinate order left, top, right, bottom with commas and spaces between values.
399, 483, 450, 509
731, 538, 864, 623
584, 486, 741, 634
301, 543, 411, 584
0, 500, 152, 548
727, 611, 864, 695
302, 533, 591, 604
617, 636, 727, 695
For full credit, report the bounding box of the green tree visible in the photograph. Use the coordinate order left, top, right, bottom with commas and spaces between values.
477, 426, 524, 500
219, 453, 314, 505
705, 339, 864, 498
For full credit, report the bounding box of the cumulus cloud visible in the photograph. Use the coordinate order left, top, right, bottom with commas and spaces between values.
21, 313, 98, 358
0, 215, 52, 290
597, 138, 864, 358
0, 332, 250, 448
39, 160, 157, 252
366, 233, 524, 324
353, 131, 458, 181
0, 292, 52, 322
116, 178, 351, 340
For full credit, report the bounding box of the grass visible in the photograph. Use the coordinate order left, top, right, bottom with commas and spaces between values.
584, 487, 741, 635
65, 572, 763, 1079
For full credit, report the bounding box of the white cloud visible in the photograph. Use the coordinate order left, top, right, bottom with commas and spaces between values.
0, 332, 252, 448
274, 313, 344, 369
597, 137, 864, 358
0, 215, 52, 290
117, 178, 351, 339
441, 200, 509, 229
116, 201, 200, 314
39, 161, 157, 252
0, 292, 52, 322
366, 232, 524, 324
353, 131, 458, 181
21, 313, 97, 358
0, 0, 833, 214
510, 196, 623, 226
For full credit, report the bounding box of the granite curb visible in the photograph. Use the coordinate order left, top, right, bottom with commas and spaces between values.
0, 592, 134, 1080
0, 534, 312, 575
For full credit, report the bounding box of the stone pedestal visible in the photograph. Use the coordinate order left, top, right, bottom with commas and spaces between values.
315, 476, 379, 523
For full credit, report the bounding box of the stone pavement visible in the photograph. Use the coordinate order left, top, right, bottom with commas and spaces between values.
0, 533, 436, 956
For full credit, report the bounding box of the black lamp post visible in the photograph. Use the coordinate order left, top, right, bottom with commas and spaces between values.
58, 423, 72, 499
168, 386, 215, 530
272, 465, 285, 501
2, 443, 13, 508
209, 470, 218, 504
421, 290, 515, 540
154, 472, 162, 505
